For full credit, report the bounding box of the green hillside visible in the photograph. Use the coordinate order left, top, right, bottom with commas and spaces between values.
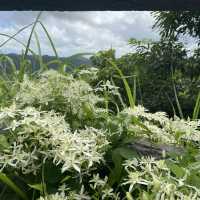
0, 53, 92, 72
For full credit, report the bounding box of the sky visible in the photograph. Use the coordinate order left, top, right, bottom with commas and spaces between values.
0, 11, 196, 57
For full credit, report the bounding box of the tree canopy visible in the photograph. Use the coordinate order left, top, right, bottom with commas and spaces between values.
153, 11, 200, 42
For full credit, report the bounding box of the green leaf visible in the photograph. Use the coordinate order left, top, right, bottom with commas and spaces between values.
82, 102, 94, 119
108, 148, 123, 186
141, 191, 152, 200
122, 136, 136, 144
34, 31, 44, 71
28, 183, 43, 192
60, 176, 71, 184
0, 135, 9, 150
44, 162, 62, 184
166, 160, 185, 178
109, 146, 138, 186
0, 33, 38, 58
193, 91, 200, 120
126, 192, 134, 200
24, 12, 42, 58
107, 59, 135, 108
186, 172, 200, 188
174, 131, 185, 141
118, 147, 138, 160
131, 116, 152, 136
38, 21, 59, 58
0, 172, 28, 200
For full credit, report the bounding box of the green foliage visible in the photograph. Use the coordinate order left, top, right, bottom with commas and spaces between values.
1, 12, 200, 200
107, 59, 135, 108
153, 11, 200, 40
0, 173, 28, 200
89, 38, 200, 118
1, 58, 200, 199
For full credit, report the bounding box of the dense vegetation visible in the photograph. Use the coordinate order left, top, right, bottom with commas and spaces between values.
0, 11, 200, 200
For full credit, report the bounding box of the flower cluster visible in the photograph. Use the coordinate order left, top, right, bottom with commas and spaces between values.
2, 68, 200, 199
15, 70, 103, 120
37, 185, 91, 200
37, 193, 67, 200
0, 105, 108, 174
89, 173, 120, 199
95, 80, 120, 96
77, 67, 99, 81
122, 105, 200, 144
123, 157, 200, 200
53, 127, 109, 173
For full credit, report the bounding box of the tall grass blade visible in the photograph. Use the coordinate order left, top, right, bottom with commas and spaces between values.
0, 33, 37, 56
0, 23, 34, 47
41, 161, 48, 197
170, 63, 183, 118
46, 59, 63, 71
24, 12, 42, 58
66, 53, 93, 59
38, 21, 58, 58
172, 82, 184, 118
133, 75, 137, 105
193, 91, 200, 120
58, 63, 67, 74
165, 92, 176, 116
107, 59, 135, 108
0, 33, 44, 74
111, 77, 126, 109
18, 12, 42, 82
34, 31, 43, 70
137, 77, 143, 105
0, 172, 28, 200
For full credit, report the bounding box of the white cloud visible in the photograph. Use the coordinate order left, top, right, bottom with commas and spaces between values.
0, 11, 159, 57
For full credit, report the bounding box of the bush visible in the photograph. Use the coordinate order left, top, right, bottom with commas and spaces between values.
1, 68, 200, 200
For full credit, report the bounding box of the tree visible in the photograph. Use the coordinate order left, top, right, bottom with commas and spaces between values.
152, 11, 200, 41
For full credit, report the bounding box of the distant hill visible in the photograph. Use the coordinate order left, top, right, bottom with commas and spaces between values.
0, 53, 92, 72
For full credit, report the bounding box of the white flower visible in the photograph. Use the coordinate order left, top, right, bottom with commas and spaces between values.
102, 188, 115, 199
96, 80, 120, 96
89, 173, 107, 189
0, 105, 109, 174
37, 192, 67, 200
122, 105, 200, 144
122, 157, 200, 199
53, 127, 109, 173
123, 158, 138, 172
123, 171, 150, 192
73, 186, 91, 200
15, 70, 102, 120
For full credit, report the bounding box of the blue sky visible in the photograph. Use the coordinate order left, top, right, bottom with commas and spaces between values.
0, 11, 196, 57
